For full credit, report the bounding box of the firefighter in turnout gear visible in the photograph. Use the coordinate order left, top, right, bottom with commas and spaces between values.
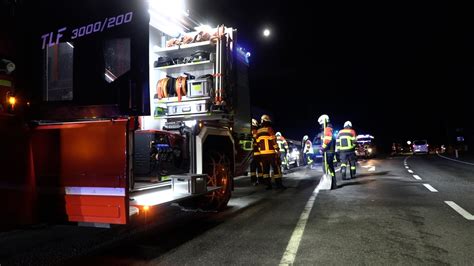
276, 132, 290, 170
302, 135, 314, 166
256, 115, 285, 189
318, 114, 337, 189
250, 118, 263, 185
336, 121, 357, 179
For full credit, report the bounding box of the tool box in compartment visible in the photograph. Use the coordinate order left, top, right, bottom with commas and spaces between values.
171, 174, 207, 194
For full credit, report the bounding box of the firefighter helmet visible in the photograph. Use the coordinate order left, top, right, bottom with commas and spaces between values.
318, 114, 329, 125
303, 135, 308, 142
252, 118, 258, 127
261, 114, 271, 123
0, 59, 16, 74
275, 132, 282, 137
344, 121, 352, 128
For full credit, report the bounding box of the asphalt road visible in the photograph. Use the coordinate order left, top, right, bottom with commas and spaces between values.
2, 155, 473, 265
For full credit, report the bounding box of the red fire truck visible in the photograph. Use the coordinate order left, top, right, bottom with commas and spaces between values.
0, 0, 252, 229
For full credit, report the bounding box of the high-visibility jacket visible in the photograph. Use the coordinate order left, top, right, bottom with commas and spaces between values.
256, 126, 279, 155
303, 139, 314, 154
276, 135, 289, 153
321, 126, 335, 152
336, 128, 357, 152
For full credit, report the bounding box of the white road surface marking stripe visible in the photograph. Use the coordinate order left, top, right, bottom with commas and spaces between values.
445, 201, 474, 221
404, 157, 410, 164
437, 153, 474, 166
362, 165, 372, 168
423, 184, 438, 192
413, 175, 422, 180
280, 185, 320, 265
405, 166, 409, 169
368, 166, 375, 172
408, 170, 414, 173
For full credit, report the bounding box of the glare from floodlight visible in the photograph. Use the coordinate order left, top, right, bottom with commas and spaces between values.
263, 29, 270, 37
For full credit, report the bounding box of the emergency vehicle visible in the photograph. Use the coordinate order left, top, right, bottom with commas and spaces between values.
0, 0, 252, 228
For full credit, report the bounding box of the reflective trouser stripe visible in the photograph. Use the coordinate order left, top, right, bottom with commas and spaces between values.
260, 150, 277, 155
0, 80, 12, 87
338, 147, 354, 151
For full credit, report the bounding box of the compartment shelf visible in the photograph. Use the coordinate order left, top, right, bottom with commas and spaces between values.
154, 41, 215, 58
154, 60, 213, 72
153, 96, 211, 103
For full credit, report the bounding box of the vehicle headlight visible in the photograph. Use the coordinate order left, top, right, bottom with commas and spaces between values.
368, 148, 373, 153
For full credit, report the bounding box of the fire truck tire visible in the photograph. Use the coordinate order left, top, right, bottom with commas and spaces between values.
202, 152, 232, 210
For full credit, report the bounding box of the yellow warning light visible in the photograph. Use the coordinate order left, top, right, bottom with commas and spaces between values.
143, 205, 150, 211
8, 96, 16, 106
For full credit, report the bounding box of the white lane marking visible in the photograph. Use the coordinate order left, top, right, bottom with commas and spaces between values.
280, 185, 320, 265
413, 175, 422, 180
362, 165, 372, 168
368, 166, 375, 172
408, 170, 414, 174
403, 156, 410, 164
405, 166, 409, 169
423, 184, 438, 192
445, 201, 474, 221
437, 153, 474, 166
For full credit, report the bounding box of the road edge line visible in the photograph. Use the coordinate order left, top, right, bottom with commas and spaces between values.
279, 184, 320, 265
437, 153, 474, 166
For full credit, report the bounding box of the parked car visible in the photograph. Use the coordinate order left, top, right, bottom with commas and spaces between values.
312, 134, 323, 163
413, 139, 429, 154
282, 140, 301, 170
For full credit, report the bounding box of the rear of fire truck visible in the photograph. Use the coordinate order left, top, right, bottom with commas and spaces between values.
5, 0, 251, 227
0, 0, 35, 230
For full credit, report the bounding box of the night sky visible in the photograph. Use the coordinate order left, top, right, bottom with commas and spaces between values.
192, 1, 474, 150
1, 1, 473, 150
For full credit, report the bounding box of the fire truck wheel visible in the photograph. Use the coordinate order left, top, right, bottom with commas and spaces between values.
203, 152, 232, 210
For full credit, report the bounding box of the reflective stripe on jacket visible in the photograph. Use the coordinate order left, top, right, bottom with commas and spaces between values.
336, 128, 356, 151
321, 126, 334, 151
256, 127, 278, 155
276, 136, 289, 152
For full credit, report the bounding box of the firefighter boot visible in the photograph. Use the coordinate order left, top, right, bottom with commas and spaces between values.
275, 178, 287, 190
350, 166, 356, 179
330, 172, 338, 190
265, 178, 273, 190
257, 176, 264, 185
341, 166, 347, 180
